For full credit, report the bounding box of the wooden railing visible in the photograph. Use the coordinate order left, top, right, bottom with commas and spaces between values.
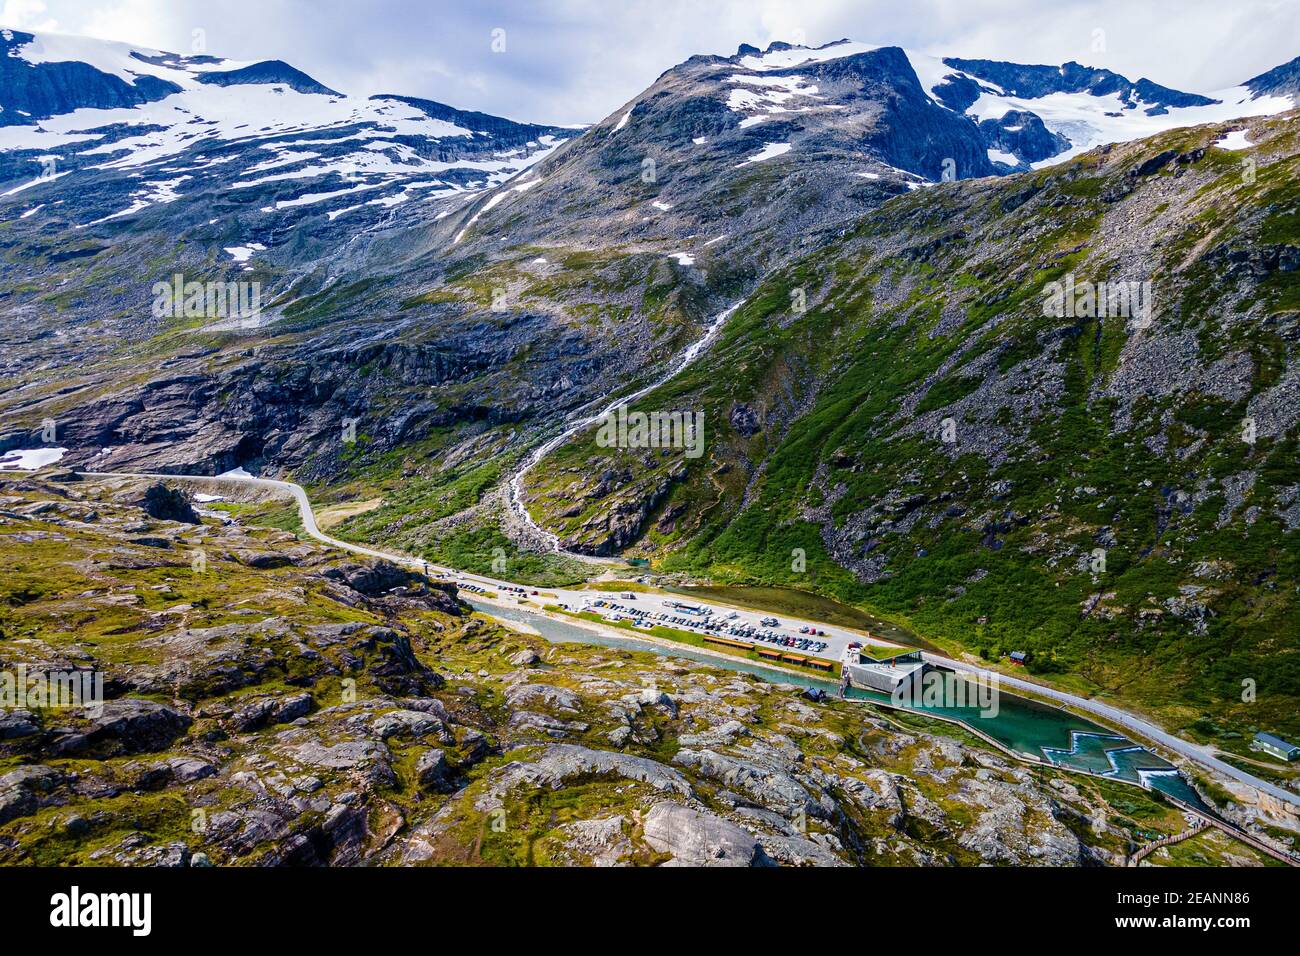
1126, 822, 1205, 865
1156, 792, 1300, 867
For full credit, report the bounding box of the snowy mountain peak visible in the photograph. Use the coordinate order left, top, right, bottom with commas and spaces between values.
0, 28, 366, 148
720, 38, 1297, 170
0, 28, 577, 256
1244, 53, 1300, 99
193, 59, 341, 97
3, 28, 248, 84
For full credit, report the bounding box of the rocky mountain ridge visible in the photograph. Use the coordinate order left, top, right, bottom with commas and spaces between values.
1, 34, 1294, 487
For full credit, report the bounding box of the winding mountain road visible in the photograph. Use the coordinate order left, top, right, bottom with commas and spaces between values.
69, 467, 1300, 810
504, 302, 739, 559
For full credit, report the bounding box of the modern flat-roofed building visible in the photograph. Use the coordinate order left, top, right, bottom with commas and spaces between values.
1252, 732, 1300, 761
841, 647, 926, 695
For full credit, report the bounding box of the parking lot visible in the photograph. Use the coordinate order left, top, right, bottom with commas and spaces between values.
544, 586, 915, 664
433, 565, 913, 664
573, 595, 832, 652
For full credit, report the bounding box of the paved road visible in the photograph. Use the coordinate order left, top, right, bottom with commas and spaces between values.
505, 303, 739, 559
84, 471, 910, 661
72, 468, 1300, 809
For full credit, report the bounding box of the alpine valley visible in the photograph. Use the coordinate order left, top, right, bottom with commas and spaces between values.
1, 27, 1299, 867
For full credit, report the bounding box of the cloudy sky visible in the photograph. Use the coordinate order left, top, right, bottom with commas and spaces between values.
3, 0, 1297, 125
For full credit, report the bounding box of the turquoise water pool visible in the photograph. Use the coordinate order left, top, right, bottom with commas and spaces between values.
468, 599, 1207, 808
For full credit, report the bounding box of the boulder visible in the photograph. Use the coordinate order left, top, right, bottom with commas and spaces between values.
232, 549, 292, 569
481, 744, 692, 805
553, 815, 632, 866
0, 788, 36, 826
52, 698, 191, 756
456, 728, 492, 765
326, 561, 422, 596
639, 689, 678, 717
0, 765, 64, 825
756, 833, 849, 867
641, 802, 760, 867
167, 757, 218, 783
0, 764, 63, 793
139, 483, 199, 524
677, 719, 747, 748
505, 683, 581, 713
228, 693, 312, 732
371, 709, 444, 740
728, 403, 762, 437
415, 749, 453, 790
0, 709, 41, 741
672, 748, 824, 818
286, 739, 388, 771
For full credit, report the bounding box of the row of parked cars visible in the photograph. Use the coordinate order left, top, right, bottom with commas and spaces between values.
684, 615, 831, 653
585, 600, 829, 653
456, 579, 539, 598
744, 629, 829, 653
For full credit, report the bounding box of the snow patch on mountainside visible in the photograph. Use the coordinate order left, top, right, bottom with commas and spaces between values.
738, 40, 880, 72
971, 84, 1292, 168
262, 183, 376, 211
736, 142, 792, 166
1214, 129, 1255, 150
1, 171, 68, 195
0, 447, 67, 470
0, 86, 473, 167
224, 243, 266, 263
726, 73, 820, 112
0, 30, 577, 236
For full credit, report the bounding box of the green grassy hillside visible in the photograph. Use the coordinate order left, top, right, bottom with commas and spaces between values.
522, 114, 1300, 746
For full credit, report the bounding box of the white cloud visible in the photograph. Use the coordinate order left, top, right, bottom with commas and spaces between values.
77, 0, 180, 47
1, 0, 59, 31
